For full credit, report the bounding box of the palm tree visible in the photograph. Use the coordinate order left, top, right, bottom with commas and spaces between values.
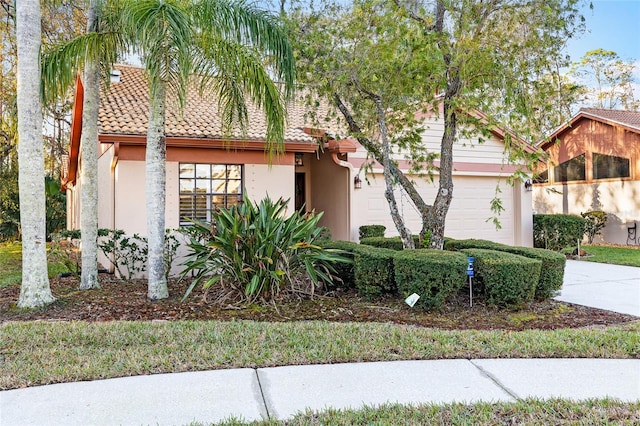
42, 0, 122, 292
79, 0, 102, 290
42, 0, 295, 300
16, 0, 55, 308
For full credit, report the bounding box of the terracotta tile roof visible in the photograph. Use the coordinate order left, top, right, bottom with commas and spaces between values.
579, 108, 640, 131
99, 64, 342, 144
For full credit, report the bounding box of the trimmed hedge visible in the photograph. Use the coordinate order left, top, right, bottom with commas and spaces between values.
460, 248, 542, 307
360, 236, 405, 251
394, 249, 468, 309
359, 225, 386, 239
444, 239, 565, 300
319, 240, 361, 289
354, 245, 396, 299
533, 214, 587, 251
361, 234, 432, 251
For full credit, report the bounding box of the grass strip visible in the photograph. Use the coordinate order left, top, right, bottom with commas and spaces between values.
0, 242, 70, 288
2, 320, 638, 390
209, 398, 640, 425
579, 245, 640, 267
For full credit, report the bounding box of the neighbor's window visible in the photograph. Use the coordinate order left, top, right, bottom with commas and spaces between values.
592, 152, 630, 180
534, 169, 548, 184
554, 154, 585, 183
179, 163, 243, 225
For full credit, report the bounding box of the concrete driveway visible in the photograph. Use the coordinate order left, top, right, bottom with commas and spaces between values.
554, 260, 640, 317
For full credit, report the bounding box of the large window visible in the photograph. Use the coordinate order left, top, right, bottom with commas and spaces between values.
179, 164, 243, 225
554, 154, 585, 183
593, 152, 630, 180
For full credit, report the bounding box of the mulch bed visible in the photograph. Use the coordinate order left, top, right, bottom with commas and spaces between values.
1, 273, 637, 331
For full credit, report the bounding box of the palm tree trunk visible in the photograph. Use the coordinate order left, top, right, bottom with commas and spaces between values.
16, 0, 54, 308
79, 0, 101, 290
146, 80, 168, 300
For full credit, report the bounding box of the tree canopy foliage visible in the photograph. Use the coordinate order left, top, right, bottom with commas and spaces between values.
287, 0, 587, 248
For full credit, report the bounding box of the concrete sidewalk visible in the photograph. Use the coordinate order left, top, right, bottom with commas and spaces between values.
555, 260, 640, 316
2, 358, 639, 425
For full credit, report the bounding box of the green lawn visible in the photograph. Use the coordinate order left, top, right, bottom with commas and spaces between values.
0, 242, 68, 288
2, 320, 638, 390
208, 399, 640, 425
579, 244, 640, 267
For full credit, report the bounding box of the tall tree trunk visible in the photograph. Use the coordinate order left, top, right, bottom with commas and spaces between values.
16, 0, 54, 308
146, 80, 168, 300
79, 0, 101, 290
426, 77, 460, 249
374, 97, 414, 249
334, 92, 427, 245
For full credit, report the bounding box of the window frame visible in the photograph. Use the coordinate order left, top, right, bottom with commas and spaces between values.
178, 163, 244, 226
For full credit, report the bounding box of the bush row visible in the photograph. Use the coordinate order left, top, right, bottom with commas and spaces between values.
324, 241, 469, 308
325, 237, 558, 308
444, 238, 565, 300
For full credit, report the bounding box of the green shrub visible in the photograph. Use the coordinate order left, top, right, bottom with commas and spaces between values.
444, 238, 507, 251
48, 234, 81, 278
361, 235, 430, 250
359, 225, 386, 239
446, 239, 564, 301
394, 249, 467, 309
354, 245, 396, 299
360, 236, 404, 250
97, 229, 148, 280
319, 240, 361, 289
181, 195, 350, 302
533, 214, 587, 251
460, 249, 541, 307
581, 211, 607, 244
495, 246, 565, 300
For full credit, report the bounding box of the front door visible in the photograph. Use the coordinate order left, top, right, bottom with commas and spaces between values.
295, 172, 306, 212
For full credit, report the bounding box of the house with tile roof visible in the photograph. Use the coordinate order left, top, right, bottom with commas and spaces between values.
533, 108, 640, 245
63, 64, 535, 269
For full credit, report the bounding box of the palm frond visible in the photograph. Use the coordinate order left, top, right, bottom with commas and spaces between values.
40, 31, 124, 105
194, 0, 295, 99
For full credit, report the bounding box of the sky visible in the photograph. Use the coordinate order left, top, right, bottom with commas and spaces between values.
564, 0, 640, 62
563, 0, 640, 103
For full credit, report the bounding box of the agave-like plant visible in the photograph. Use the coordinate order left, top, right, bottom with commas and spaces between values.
181, 195, 349, 303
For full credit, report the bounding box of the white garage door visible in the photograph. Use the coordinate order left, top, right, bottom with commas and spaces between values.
359, 174, 516, 245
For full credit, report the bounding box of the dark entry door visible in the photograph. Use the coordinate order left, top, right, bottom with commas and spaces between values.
295, 172, 306, 212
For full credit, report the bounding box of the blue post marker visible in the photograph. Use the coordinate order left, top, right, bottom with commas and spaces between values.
466, 257, 474, 307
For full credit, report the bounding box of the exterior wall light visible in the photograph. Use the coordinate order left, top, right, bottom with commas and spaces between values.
524, 179, 533, 191
354, 175, 362, 190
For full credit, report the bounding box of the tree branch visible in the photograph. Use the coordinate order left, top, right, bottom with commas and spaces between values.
332, 92, 430, 215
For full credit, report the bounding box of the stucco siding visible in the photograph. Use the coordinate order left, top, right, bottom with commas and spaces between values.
245, 164, 295, 208
97, 145, 114, 230
533, 180, 640, 244
114, 160, 147, 234
309, 154, 351, 241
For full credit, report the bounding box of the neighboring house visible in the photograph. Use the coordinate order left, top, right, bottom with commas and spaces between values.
533, 108, 640, 245
63, 65, 534, 261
